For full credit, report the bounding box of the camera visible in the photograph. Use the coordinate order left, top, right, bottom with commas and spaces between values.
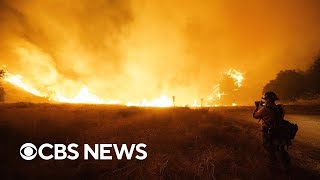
254, 100, 265, 107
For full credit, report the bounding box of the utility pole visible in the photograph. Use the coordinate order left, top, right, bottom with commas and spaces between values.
172, 96, 175, 107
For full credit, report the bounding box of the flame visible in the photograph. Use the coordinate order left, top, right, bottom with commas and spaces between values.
1, 67, 244, 107
4, 72, 44, 97
127, 95, 173, 107
207, 85, 224, 102
226, 69, 244, 88
191, 100, 201, 107
3, 70, 173, 106
3, 70, 113, 104
52, 86, 106, 104
205, 68, 244, 106
216, 91, 224, 100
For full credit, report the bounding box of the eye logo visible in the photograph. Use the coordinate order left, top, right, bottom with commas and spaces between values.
20, 143, 37, 160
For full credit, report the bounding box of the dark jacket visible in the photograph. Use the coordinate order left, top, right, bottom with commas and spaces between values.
253, 102, 284, 129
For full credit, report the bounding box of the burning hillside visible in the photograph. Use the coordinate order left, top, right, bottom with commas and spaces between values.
0, 81, 48, 103
2, 67, 244, 107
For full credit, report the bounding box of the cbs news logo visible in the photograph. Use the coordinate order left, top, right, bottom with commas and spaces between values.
20, 143, 147, 161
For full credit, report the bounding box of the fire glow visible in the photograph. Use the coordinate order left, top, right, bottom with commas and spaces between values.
226, 69, 244, 88
2, 68, 244, 107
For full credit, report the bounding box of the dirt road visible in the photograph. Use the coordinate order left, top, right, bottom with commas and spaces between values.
286, 114, 320, 148
222, 108, 320, 148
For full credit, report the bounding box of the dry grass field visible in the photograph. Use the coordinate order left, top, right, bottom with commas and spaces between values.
1, 103, 320, 179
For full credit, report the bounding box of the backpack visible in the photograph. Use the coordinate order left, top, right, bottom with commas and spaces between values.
268, 105, 299, 147
279, 119, 298, 140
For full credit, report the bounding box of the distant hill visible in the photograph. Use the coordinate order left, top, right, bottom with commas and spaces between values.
0, 80, 49, 103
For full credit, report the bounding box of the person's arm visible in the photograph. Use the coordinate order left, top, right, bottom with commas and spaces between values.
253, 106, 267, 119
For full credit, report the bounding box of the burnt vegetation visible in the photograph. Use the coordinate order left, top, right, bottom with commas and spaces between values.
264, 57, 320, 101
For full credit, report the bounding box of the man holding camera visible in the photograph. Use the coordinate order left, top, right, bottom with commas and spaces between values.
253, 92, 291, 173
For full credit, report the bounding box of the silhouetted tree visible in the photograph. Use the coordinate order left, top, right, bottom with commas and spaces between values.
0, 70, 5, 102
219, 75, 238, 104
263, 70, 305, 101
305, 57, 320, 97
263, 56, 320, 101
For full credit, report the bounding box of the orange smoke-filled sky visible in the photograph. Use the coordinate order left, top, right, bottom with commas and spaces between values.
1, 0, 320, 105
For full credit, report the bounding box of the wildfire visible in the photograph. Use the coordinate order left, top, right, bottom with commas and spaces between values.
226, 69, 244, 88
2, 69, 174, 106
127, 95, 173, 107
52, 86, 106, 104
205, 68, 244, 106
4, 72, 44, 97
191, 100, 201, 107
1, 68, 244, 107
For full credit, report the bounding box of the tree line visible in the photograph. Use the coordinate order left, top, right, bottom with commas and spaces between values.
263, 57, 320, 101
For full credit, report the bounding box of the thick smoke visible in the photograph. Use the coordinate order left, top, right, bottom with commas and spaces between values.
1, 0, 320, 105
0, 0, 133, 98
